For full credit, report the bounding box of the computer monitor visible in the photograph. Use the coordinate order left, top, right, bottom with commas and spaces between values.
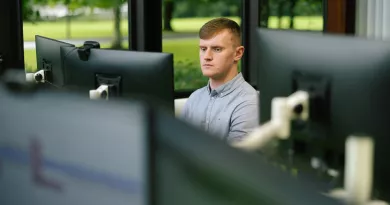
31, 35, 75, 86
153, 108, 343, 205
256, 28, 390, 200
60, 45, 174, 112
0, 72, 346, 205
0, 83, 151, 205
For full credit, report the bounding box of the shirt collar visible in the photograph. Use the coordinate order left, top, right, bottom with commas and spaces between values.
207, 73, 244, 97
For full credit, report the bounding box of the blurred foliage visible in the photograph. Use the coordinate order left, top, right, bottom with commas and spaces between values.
260, 0, 322, 29
167, 0, 321, 18
268, 0, 322, 16
21, 16, 321, 42
23, 0, 126, 47
169, 0, 241, 18
23, 0, 322, 26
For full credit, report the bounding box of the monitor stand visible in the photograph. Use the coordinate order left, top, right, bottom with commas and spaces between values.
90, 84, 109, 100
232, 90, 389, 204
89, 74, 121, 100
328, 136, 388, 205
26, 69, 45, 83
232, 90, 310, 151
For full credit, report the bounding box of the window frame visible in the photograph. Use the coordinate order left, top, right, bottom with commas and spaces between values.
1, 0, 357, 98
0, 0, 24, 72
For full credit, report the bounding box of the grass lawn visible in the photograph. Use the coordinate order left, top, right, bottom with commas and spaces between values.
23, 21, 129, 41
22, 16, 322, 41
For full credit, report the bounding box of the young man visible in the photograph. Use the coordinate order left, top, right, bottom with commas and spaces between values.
181, 17, 259, 143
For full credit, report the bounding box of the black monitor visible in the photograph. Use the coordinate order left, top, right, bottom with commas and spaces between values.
31, 35, 75, 86
153, 108, 343, 205
0, 83, 151, 205
0, 73, 342, 205
256, 28, 390, 200
60, 45, 174, 112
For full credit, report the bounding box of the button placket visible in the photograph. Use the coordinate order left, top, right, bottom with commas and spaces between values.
205, 94, 217, 131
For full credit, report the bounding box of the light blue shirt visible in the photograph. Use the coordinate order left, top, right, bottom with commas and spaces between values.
181, 73, 259, 143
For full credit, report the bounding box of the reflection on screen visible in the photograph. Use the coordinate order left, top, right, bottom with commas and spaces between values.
0, 93, 148, 205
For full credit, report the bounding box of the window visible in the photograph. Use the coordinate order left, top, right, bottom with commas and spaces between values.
23, 1, 129, 73
259, 0, 324, 31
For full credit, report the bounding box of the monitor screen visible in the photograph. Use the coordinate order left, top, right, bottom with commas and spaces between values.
60, 46, 174, 112
256, 28, 390, 200
35, 35, 75, 86
0, 86, 150, 205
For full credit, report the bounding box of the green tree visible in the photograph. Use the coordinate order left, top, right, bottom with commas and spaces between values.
38, 0, 125, 47
23, 0, 48, 21
22, 0, 34, 21
274, 0, 289, 28
291, 0, 322, 29
91, 0, 125, 48
163, 0, 174, 31
259, 0, 270, 28
262, 0, 322, 29
163, 0, 241, 31
62, 0, 81, 39
288, 0, 298, 29
26, 0, 85, 38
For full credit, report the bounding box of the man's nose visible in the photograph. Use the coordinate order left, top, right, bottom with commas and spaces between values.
203, 49, 213, 60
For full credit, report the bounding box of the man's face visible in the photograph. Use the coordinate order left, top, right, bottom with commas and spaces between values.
199, 29, 243, 80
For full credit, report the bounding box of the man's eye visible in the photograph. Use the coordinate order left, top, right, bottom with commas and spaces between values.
200, 48, 206, 51
214, 48, 222, 52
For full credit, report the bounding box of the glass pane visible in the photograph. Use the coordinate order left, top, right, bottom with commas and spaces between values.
259, 0, 323, 31
23, 1, 129, 73
162, 0, 242, 91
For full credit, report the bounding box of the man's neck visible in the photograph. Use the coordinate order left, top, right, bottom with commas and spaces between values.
209, 69, 238, 90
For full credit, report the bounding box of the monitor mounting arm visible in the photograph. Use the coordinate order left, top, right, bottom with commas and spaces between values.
328, 136, 388, 205
25, 59, 52, 84
89, 75, 121, 100
89, 84, 109, 100
232, 90, 310, 151
26, 69, 45, 83
232, 91, 387, 204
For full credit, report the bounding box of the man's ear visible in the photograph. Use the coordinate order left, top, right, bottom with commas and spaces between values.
234, 46, 245, 62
